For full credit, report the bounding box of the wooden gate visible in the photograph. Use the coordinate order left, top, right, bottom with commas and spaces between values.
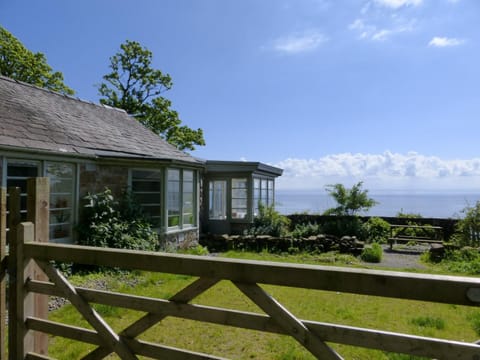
3, 180, 480, 359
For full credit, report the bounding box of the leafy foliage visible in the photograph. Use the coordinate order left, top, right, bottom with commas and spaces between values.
360, 242, 383, 263
430, 247, 480, 274
289, 222, 322, 239
321, 216, 367, 240
77, 188, 158, 251
0, 26, 74, 94
246, 203, 291, 237
362, 217, 390, 243
453, 201, 480, 247
324, 181, 377, 216
98, 40, 205, 150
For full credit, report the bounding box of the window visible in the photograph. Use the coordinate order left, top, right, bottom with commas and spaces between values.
131, 169, 162, 227
253, 177, 275, 216
231, 178, 247, 219
167, 169, 181, 227
6, 160, 40, 221
253, 178, 261, 217
47, 162, 75, 243
167, 169, 196, 229
182, 170, 195, 226
209, 180, 226, 220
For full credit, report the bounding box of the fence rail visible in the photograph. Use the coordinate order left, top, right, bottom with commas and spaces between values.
3, 180, 480, 359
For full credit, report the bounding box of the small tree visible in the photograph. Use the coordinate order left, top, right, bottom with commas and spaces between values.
98, 40, 205, 151
0, 26, 74, 94
324, 181, 377, 216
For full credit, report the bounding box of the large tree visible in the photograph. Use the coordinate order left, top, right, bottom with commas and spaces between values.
98, 40, 205, 151
0, 26, 74, 95
324, 181, 378, 216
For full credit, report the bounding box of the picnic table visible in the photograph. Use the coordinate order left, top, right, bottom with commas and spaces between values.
388, 224, 443, 250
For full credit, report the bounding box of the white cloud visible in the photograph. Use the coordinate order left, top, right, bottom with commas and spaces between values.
428, 36, 465, 47
373, 0, 423, 9
273, 152, 480, 191
349, 17, 414, 41
272, 30, 328, 54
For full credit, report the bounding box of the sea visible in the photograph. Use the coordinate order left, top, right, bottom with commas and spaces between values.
275, 190, 480, 219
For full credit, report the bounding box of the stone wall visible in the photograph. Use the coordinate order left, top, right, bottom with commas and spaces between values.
79, 163, 129, 198
161, 228, 199, 249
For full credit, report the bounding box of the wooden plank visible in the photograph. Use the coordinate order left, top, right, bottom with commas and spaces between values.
26, 317, 101, 345
27, 178, 50, 356
83, 277, 219, 360
0, 187, 6, 360
25, 353, 55, 360
124, 338, 228, 360
25, 243, 480, 306
235, 282, 342, 360
34, 260, 138, 360
8, 222, 35, 359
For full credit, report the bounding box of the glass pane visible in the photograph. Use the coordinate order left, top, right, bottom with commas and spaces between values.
209, 180, 226, 220
132, 180, 161, 192
168, 169, 180, 181
131, 169, 162, 226
183, 170, 193, 181
232, 188, 247, 198
232, 178, 247, 189
47, 162, 75, 244
232, 199, 247, 208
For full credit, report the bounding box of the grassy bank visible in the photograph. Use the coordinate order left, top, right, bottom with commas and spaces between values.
48, 252, 480, 359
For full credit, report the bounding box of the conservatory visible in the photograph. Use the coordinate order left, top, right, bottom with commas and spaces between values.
202, 161, 283, 235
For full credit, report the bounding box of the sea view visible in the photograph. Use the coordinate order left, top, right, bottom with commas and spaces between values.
275, 190, 480, 219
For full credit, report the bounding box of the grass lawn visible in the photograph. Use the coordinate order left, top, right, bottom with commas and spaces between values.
47, 251, 480, 359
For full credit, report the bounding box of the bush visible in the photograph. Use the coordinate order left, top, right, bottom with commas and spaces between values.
246, 203, 291, 237
453, 201, 480, 247
360, 242, 383, 263
289, 222, 322, 239
363, 217, 390, 243
77, 188, 158, 252
321, 216, 367, 240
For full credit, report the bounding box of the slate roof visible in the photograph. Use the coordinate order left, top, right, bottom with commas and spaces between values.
0, 75, 203, 165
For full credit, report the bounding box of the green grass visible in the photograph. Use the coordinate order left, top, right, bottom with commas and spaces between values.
46, 252, 480, 359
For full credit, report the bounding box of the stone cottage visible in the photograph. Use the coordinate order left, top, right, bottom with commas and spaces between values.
0, 75, 282, 244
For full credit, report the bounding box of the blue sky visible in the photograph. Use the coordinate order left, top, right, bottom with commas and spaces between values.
1, 0, 479, 191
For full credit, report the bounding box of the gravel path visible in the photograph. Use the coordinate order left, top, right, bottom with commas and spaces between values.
364, 244, 429, 270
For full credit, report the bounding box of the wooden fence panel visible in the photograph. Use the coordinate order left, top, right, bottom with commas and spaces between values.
19, 242, 480, 359
26, 178, 49, 356
0, 187, 6, 360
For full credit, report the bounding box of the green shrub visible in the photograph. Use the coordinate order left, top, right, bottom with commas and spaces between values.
321, 216, 367, 240
289, 222, 322, 239
246, 203, 291, 237
77, 188, 158, 252
363, 217, 390, 243
453, 201, 480, 247
360, 242, 383, 263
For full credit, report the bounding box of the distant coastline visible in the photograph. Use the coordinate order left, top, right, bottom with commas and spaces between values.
275, 189, 480, 219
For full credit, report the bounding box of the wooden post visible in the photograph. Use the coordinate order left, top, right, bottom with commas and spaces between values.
26, 178, 49, 356
0, 187, 6, 360
8, 222, 35, 359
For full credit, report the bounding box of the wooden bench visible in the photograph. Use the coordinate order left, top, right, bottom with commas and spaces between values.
388, 224, 443, 250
